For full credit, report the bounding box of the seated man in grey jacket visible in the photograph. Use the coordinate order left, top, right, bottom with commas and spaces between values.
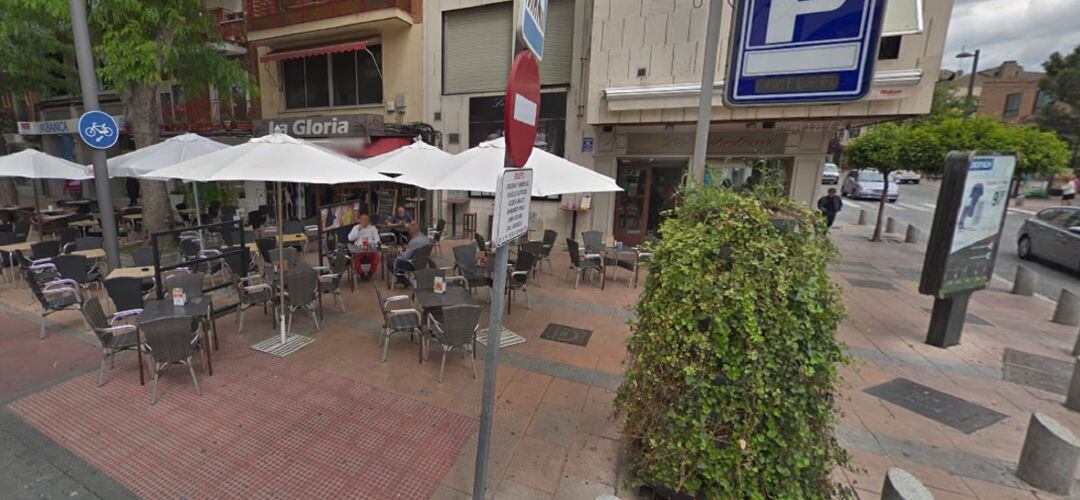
393, 223, 431, 287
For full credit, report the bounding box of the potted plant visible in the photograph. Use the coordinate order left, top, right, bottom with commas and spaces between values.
616, 183, 849, 499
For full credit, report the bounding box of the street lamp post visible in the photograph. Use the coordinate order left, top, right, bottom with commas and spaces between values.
957, 49, 981, 120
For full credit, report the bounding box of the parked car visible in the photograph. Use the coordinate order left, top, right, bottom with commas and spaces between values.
1017, 207, 1080, 271
841, 169, 899, 202
892, 170, 922, 184
822, 163, 840, 184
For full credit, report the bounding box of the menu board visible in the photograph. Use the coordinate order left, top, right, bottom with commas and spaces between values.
377, 189, 397, 218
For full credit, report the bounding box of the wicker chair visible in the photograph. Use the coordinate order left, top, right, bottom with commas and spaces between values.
374, 285, 422, 363
581, 230, 605, 255
140, 316, 203, 404
424, 304, 482, 383
506, 250, 537, 313
284, 266, 320, 332
104, 276, 145, 316
427, 219, 446, 254
392, 244, 433, 290
163, 271, 205, 300
452, 244, 492, 295
566, 239, 605, 290
225, 249, 273, 333
30, 240, 62, 260
22, 265, 82, 339
52, 254, 102, 295
316, 252, 350, 313
519, 241, 545, 284
81, 297, 140, 386
539, 229, 558, 273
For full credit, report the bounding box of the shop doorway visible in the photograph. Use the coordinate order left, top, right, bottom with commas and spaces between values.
613, 158, 687, 246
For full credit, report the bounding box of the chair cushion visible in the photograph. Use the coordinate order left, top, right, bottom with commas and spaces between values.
388, 313, 420, 330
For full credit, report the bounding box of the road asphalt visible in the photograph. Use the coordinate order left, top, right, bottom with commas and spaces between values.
821, 178, 1079, 301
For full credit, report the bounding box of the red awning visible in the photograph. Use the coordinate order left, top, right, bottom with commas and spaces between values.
259, 40, 369, 63
359, 137, 412, 158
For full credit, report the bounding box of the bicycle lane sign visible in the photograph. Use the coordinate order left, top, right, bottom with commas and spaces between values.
78, 110, 119, 149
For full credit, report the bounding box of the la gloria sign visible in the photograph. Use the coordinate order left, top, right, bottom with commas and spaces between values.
253, 113, 384, 138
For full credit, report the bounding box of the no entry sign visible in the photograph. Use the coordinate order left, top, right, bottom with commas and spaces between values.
504, 50, 541, 168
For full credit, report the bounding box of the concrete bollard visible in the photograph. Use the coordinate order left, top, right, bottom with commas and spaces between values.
1016, 413, 1080, 495
904, 225, 920, 244
857, 209, 868, 225
1012, 266, 1037, 296
880, 468, 934, 500
1065, 358, 1080, 410
1052, 289, 1080, 326
886, 217, 898, 233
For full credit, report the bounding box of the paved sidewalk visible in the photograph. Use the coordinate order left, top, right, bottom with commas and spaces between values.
828, 220, 1080, 499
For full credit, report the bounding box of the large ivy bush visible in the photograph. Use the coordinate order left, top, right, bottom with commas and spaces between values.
616, 185, 849, 498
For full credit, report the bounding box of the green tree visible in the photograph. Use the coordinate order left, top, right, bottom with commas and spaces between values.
0, 0, 75, 204
1039, 45, 1080, 169
844, 122, 902, 241
89, 0, 253, 233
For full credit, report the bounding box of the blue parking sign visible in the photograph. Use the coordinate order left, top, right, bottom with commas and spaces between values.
725, 0, 886, 106
77, 110, 120, 149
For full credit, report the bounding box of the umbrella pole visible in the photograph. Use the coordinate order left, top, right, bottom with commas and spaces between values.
192, 182, 205, 251
32, 180, 40, 211
277, 181, 287, 345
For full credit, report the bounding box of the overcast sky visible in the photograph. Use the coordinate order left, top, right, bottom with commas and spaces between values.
943, 0, 1080, 73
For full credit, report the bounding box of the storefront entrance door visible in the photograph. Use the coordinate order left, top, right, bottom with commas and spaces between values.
613, 159, 687, 246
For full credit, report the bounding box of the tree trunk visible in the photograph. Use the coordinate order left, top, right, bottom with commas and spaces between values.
871, 174, 889, 242
124, 85, 173, 235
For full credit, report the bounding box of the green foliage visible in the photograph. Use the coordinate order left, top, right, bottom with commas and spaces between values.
89, 0, 254, 102
920, 82, 971, 123
1039, 44, 1080, 169
0, 0, 76, 97
616, 185, 849, 499
847, 116, 1070, 178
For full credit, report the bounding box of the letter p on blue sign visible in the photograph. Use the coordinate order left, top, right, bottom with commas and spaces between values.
725, 0, 886, 106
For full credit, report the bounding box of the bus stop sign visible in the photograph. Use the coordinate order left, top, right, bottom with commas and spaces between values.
725, 0, 887, 106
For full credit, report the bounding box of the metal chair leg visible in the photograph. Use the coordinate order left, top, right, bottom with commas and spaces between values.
438, 348, 448, 383
39, 314, 46, 340
98, 350, 108, 387
524, 288, 531, 309
311, 309, 320, 331
469, 350, 478, 379
150, 365, 160, 405
337, 292, 346, 313
187, 359, 202, 396
380, 332, 390, 362
237, 307, 245, 333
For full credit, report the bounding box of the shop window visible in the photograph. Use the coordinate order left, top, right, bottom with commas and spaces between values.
282, 47, 383, 110
704, 158, 794, 195
878, 36, 901, 60
1003, 92, 1022, 117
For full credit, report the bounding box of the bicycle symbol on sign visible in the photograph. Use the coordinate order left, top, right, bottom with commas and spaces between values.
83, 122, 114, 143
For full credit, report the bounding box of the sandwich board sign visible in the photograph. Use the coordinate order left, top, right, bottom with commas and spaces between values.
725, 0, 887, 106
517, 0, 548, 60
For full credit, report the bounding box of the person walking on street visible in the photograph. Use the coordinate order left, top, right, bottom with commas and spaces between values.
1063, 176, 1076, 205
817, 188, 843, 230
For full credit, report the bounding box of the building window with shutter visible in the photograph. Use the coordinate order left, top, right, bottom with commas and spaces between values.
1003, 92, 1022, 117
282, 46, 383, 110
443, 0, 573, 95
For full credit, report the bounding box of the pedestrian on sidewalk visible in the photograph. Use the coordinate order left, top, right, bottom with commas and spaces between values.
1062, 176, 1076, 205
817, 188, 843, 230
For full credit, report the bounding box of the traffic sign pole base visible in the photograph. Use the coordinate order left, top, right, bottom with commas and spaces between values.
925, 293, 971, 348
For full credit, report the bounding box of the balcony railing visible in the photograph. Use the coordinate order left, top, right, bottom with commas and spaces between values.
161, 97, 254, 134
244, 0, 412, 31
210, 7, 247, 44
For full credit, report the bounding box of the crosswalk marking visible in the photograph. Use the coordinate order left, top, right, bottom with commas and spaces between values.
1009, 207, 1036, 216
896, 203, 929, 212
921, 203, 937, 210
845, 200, 862, 208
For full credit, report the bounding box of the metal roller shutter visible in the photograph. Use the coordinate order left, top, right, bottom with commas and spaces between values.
443, 0, 573, 95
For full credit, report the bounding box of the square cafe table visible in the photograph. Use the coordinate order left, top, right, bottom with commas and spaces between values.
136, 297, 217, 385
106, 266, 155, 280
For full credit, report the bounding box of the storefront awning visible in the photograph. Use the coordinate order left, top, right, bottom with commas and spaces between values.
359, 137, 412, 158
259, 40, 369, 63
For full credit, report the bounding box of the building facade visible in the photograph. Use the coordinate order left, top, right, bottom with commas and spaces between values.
425, 0, 953, 245
950, 61, 1048, 124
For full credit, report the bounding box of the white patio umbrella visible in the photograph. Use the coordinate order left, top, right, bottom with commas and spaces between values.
392, 137, 622, 196
0, 149, 93, 210
358, 139, 451, 176
144, 133, 393, 345
105, 133, 231, 226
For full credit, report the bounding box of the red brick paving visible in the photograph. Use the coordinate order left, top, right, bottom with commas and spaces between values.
0, 312, 99, 401
7, 341, 477, 499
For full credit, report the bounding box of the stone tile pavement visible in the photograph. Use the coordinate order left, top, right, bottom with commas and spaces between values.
4, 229, 1080, 499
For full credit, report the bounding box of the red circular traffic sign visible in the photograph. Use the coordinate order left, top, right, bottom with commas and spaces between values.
504, 50, 541, 168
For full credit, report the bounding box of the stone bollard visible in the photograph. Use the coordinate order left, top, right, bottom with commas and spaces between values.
1052, 289, 1080, 326
904, 225, 920, 244
880, 468, 934, 500
1012, 266, 1037, 296
1065, 358, 1080, 410
857, 209, 867, 225
1016, 413, 1080, 495
886, 217, 898, 233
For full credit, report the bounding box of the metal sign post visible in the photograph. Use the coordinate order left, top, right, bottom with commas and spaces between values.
69, 0, 121, 270
724, 0, 887, 106
919, 152, 1017, 347
474, 3, 543, 497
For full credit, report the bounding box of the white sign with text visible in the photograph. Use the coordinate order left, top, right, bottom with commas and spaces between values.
493, 168, 534, 247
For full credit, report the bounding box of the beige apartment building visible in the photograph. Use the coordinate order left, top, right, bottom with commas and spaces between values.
422, 0, 952, 245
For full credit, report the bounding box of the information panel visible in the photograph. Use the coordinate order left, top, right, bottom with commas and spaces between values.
492, 169, 534, 247
920, 152, 1017, 297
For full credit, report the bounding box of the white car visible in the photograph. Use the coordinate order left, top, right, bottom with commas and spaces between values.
821, 163, 840, 184
892, 170, 922, 184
